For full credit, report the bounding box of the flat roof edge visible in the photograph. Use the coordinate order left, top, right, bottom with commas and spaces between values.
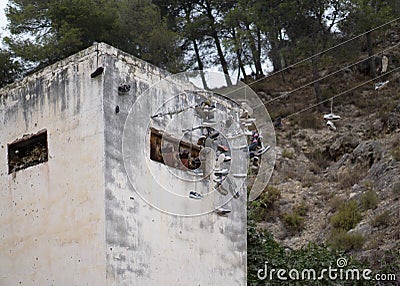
0, 42, 169, 97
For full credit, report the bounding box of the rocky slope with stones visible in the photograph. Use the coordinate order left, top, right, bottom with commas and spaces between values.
249, 62, 400, 270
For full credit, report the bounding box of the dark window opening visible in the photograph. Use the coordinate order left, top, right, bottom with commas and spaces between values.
150, 128, 201, 170
8, 130, 48, 174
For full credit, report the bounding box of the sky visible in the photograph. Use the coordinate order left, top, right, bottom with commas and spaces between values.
0, 0, 271, 76
0, 0, 8, 47
0, 0, 7, 31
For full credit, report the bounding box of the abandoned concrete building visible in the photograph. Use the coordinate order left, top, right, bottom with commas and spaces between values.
0, 43, 249, 285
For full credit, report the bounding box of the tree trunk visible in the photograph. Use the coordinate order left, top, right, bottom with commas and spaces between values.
245, 24, 262, 77
238, 49, 246, 79
232, 28, 246, 79
212, 31, 232, 86
183, 5, 208, 89
204, 0, 232, 86
312, 57, 323, 109
256, 28, 263, 76
193, 39, 209, 89
366, 31, 376, 78
269, 39, 282, 72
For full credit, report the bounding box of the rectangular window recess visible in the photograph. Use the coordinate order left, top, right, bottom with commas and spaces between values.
150, 128, 201, 170
8, 130, 48, 174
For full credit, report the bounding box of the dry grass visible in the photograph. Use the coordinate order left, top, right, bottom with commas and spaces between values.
327, 196, 344, 212
305, 150, 332, 173
360, 189, 379, 211
296, 112, 323, 130
391, 146, 400, 161
329, 230, 365, 251
392, 182, 400, 197
282, 149, 295, 159
338, 167, 368, 189
370, 211, 391, 228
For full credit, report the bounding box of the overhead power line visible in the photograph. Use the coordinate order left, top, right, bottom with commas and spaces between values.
265, 41, 400, 105
225, 17, 400, 97
284, 65, 400, 120
247, 17, 400, 88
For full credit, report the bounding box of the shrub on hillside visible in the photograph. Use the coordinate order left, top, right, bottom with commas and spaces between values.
330, 200, 362, 231
329, 230, 365, 252
391, 146, 400, 161
247, 219, 371, 285
370, 211, 391, 228
360, 189, 379, 211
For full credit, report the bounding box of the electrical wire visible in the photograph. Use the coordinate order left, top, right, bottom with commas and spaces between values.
283, 66, 400, 120
225, 17, 400, 96
265, 41, 400, 105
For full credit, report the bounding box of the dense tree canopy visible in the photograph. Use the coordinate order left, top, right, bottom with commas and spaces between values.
0, 47, 21, 87
3, 0, 182, 75
0, 0, 398, 88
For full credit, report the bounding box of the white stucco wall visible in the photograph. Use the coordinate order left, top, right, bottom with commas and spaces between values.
0, 47, 107, 285
102, 45, 247, 285
0, 43, 247, 286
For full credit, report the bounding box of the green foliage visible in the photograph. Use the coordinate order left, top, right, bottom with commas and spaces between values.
329, 230, 365, 252
6, 0, 116, 65
249, 186, 281, 222
360, 189, 379, 211
282, 202, 308, 234
4, 0, 396, 85
282, 212, 305, 233
330, 200, 362, 231
0, 48, 21, 88
4, 0, 183, 72
248, 219, 370, 285
3, 0, 397, 87
340, 0, 394, 33
294, 201, 309, 217
260, 186, 281, 208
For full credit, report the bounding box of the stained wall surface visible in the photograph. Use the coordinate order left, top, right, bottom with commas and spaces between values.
0, 43, 247, 286
102, 45, 247, 285
0, 47, 107, 286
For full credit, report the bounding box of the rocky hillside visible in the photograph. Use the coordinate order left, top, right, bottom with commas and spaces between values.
248, 56, 400, 271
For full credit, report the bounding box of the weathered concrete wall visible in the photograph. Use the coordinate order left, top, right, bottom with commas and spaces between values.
102, 45, 247, 285
0, 42, 247, 286
0, 47, 107, 285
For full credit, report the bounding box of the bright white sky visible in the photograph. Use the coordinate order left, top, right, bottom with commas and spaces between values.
0, 0, 7, 30
0, 0, 8, 47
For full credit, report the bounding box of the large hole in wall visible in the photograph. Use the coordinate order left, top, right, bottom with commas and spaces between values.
150, 128, 200, 170
8, 130, 48, 174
